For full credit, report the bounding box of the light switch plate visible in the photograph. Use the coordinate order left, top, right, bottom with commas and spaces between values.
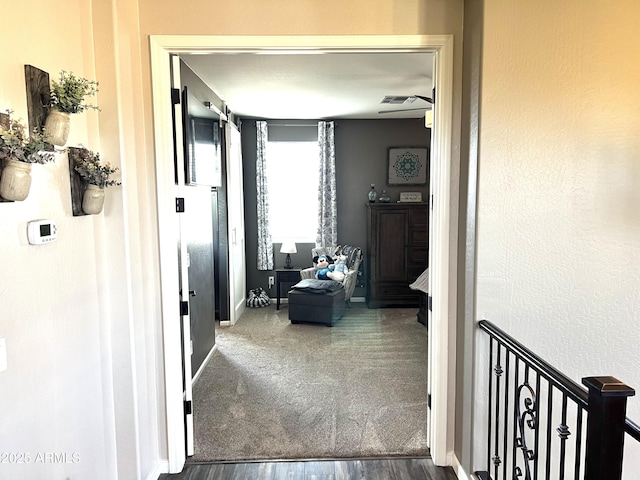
0, 337, 6, 373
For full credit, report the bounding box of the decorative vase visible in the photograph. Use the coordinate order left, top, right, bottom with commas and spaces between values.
368, 184, 377, 202
0, 158, 32, 201
82, 184, 105, 214
379, 190, 391, 203
44, 108, 71, 146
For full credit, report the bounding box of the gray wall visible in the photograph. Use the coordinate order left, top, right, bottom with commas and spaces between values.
241, 118, 431, 298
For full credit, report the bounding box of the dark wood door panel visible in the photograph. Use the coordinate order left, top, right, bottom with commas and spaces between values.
377, 211, 407, 279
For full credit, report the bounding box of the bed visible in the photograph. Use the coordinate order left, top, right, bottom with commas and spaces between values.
409, 268, 429, 326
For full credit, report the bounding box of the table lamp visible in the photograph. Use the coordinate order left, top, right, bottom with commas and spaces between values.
280, 242, 297, 269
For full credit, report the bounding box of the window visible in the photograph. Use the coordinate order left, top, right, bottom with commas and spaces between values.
266, 140, 319, 243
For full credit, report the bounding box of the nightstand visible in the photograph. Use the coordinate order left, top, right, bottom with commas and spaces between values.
275, 268, 301, 310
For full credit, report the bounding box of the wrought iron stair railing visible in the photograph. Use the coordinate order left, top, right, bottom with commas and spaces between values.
476, 319, 638, 480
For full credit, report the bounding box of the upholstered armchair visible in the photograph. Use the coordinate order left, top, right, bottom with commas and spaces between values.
299, 245, 363, 304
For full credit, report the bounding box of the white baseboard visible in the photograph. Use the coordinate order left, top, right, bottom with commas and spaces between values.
145, 459, 169, 480
270, 296, 366, 304
192, 343, 217, 386
452, 453, 473, 480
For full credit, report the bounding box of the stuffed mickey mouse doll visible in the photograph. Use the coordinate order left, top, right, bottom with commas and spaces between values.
314, 254, 335, 280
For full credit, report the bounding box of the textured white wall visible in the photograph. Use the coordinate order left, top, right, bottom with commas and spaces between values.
0, 1, 113, 479
0, 1, 166, 478
475, 0, 640, 476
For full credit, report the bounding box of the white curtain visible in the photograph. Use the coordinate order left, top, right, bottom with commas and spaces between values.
255, 120, 273, 270
316, 121, 337, 247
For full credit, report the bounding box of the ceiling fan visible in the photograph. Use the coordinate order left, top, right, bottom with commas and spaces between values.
378, 94, 433, 114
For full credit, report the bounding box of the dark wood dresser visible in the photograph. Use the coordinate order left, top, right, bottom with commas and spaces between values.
365, 203, 429, 308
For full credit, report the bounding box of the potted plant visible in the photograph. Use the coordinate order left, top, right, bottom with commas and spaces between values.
45, 71, 100, 146
70, 147, 120, 215
0, 111, 56, 201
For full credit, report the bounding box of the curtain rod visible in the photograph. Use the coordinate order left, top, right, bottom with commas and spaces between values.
267, 122, 320, 127
250, 120, 337, 127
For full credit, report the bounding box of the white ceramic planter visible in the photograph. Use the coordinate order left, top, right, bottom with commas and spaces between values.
44, 109, 71, 146
82, 184, 105, 214
0, 158, 32, 201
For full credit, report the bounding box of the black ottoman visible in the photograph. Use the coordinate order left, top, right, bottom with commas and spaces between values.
288, 280, 345, 327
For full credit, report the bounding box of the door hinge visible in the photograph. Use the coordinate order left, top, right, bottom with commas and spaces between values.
432, 87, 436, 104
175, 197, 185, 212
428, 295, 433, 312
171, 88, 181, 105
180, 300, 189, 316
184, 400, 192, 415
427, 393, 432, 409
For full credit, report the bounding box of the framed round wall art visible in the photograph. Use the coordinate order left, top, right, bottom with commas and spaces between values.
387, 146, 429, 185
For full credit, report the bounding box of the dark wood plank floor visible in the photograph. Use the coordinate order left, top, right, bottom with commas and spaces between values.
158, 457, 458, 480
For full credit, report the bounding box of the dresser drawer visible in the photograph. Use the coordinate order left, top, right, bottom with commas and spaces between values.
373, 282, 414, 298
409, 207, 429, 227
408, 246, 427, 265
409, 227, 428, 245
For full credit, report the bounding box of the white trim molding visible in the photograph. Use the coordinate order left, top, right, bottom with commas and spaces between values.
427, 34, 456, 466
452, 453, 473, 480
191, 344, 218, 386
144, 460, 169, 480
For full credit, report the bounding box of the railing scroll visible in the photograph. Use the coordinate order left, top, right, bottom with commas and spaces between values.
475, 320, 636, 480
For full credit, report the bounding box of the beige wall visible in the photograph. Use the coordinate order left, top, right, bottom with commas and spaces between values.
139, 0, 457, 35
473, 0, 640, 476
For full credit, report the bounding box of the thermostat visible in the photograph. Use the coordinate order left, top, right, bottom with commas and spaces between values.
399, 192, 423, 203
27, 219, 57, 245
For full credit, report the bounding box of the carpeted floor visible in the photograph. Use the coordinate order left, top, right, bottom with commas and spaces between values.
191, 303, 428, 462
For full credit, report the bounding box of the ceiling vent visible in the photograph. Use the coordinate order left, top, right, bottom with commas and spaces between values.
380, 96, 417, 105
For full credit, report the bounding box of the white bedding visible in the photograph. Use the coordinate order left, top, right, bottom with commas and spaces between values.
409, 268, 429, 294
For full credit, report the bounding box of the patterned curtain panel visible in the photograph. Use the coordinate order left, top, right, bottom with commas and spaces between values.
316, 121, 337, 247
256, 121, 273, 270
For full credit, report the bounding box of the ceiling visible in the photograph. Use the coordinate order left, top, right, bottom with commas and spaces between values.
180, 52, 434, 120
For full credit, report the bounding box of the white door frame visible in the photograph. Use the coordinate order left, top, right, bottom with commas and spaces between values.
149, 34, 455, 473
169, 55, 196, 456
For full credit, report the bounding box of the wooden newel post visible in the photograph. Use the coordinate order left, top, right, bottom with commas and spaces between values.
582, 376, 635, 480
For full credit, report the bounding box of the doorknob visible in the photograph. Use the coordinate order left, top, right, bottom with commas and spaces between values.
189, 290, 197, 297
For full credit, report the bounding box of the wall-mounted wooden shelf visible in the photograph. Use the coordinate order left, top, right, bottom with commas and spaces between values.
24, 65, 50, 134
68, 147, 89, 216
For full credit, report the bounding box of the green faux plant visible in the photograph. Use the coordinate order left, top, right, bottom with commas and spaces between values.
0, 111, 55, 164
49, 71, 100, 114
71, 147, 120, 188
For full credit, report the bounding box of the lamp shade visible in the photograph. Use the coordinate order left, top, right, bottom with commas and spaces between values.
280, 242, 297, 254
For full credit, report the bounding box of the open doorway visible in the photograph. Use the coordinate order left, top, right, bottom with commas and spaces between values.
150, 34, 455, 474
